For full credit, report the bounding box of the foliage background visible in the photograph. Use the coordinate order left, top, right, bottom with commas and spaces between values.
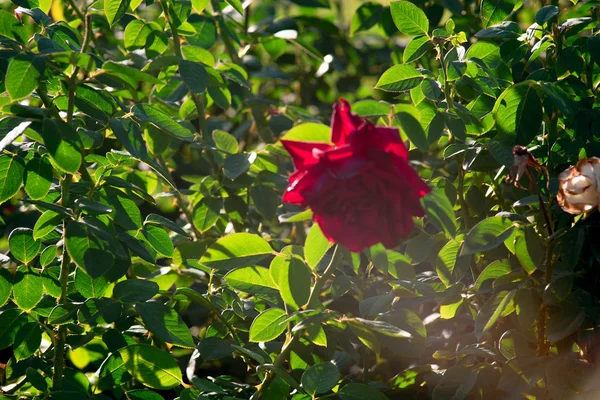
1, 0, 600, 398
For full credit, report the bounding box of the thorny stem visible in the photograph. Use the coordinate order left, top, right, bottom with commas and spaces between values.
256, 245, 343, 398
53, 175, 72, 390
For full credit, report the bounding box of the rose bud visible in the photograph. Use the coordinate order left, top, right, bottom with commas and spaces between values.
557, 157, 600, 215
280, 99, 430, 252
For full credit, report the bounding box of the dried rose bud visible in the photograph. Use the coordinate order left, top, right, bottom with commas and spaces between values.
557, 157, 600, 215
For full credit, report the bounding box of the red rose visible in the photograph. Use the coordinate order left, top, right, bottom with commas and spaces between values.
281, 99, 430, 252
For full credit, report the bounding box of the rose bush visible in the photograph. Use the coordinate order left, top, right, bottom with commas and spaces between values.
2, 0, 600, 399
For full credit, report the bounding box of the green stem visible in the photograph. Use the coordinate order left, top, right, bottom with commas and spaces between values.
256, 245, 343, 398
306, 244, 342, 310
53, 175, 72, 391
456, 159, 473, 229
211, 0, 241, 63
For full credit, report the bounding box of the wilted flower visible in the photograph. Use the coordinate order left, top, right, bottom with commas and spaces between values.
506, 145, 549, 191
557, 157, 600, 215
280, 99, 430, 252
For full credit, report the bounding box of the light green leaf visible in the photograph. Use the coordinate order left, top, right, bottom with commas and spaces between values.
0, 11, 28, 43
492, 81, 542, 146
389, 1, 429, 36
132, 104, 194, 141
6, 54, 44, 102
42, 118, 82, 175
436, 238, 470, 287
191, 0, 210, 13
200, 233, 273, 270
105, 0, 131, 26
143, 225, 174, 257
24, 156, 52, 200
249, 308, 288, 342
278, 256, 311, 310
305, 223, 332, 270
403, 35, 432, 63
13, 266, 44, 311
422, 187, 457, 238
0, 268, 12, 307
212, 130, 238, 154
0, 154, 25, 205
280, 123, 331, 143
9, 228, 41, 264
119, 344, 183, 389
144, 213, 189, 237
33, 210, 63, 240
481, 0, 519, 28
375, 64, 424, 92
224, 266, 278, 295
350, 2, 384, 36
192, 197, 222, 233
75, 269, 109, 298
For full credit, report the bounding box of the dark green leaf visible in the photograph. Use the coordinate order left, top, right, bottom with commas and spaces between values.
301, 363, 340, 396
119, 344, 182, 389
135, 302, 194, 348
24, 156, 52, 200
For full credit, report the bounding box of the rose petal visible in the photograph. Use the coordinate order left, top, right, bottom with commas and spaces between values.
330, 98, 364, 146
281, 140, 332, 171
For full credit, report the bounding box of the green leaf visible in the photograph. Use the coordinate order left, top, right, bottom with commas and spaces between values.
351, 318, 412, 338
33, 210, 63, 240
0, 268, 12, 307
144, 213, 190, 237
0, 10, 28, 43
73, 198, 112, 216
249, 308, 288, 342
0, 309, 28, 349
422, 187, 456, 238
546, 303, 585, 343
481, 0, 519, 28
475, 21, 521, 39
65, 220, 116, 278
13, 322, 42, 361
212, 130, 238, 154
474, 260, 512, 292
375, 64, 424, 92
389, 0, 429, 36
301, 362, 340, 396
143, 225, 174, 257
403, 35, 432, 63
119, 344, 183, 389
350, 2, 384, 35
127, 390, 165, 400
474, 290, 516, 339
75, 269, 109, 298
436, 238, 470, 287
225, 0, 243, 15
0, 153, 25, 204
24, 156, 52, 200
13, 266, 44, 311
124, 19, 151, 49
114, 279, 159, 302
280, 123, 331, 143
465, 42, 501, 68
42, 118, 82, 175
99, 186, 142, 230
461, 216, 515, 256
536, 5, 559, 25
200, 233, 273, 270
278, 256, 311, 310
192, 197, 222, 233
9, 228, 41, 264
305, 223, 332, 270
338, 383, 389, 400
351, 100, 391, 117
42, 266, 61, 297
132, 104, 194, 141
493, 81, 542, 145
26, 368, 48, 392
191, 0, 210, 13
179, 60, 208, 94
105, 0, 131, 26
223, 153, 255, 179
395, 112, 428, 151
135, 302, 194, 348
6, 53, 44, 102
224, 266, 278, 295
207, 66, 231, 109
250, 184, 279, 221
514, 229, 544, 275
110, 118, 148, 160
